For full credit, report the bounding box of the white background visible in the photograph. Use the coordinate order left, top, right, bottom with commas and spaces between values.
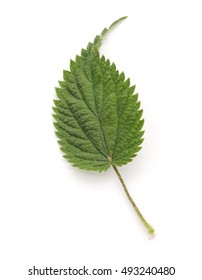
0, 0, 202, 279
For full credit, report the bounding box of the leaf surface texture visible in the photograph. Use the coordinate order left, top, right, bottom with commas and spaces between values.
53, 17, 144, 171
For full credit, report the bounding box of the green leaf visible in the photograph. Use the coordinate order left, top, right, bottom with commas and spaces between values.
53, 17, 154, 236
53, 17, 143, 172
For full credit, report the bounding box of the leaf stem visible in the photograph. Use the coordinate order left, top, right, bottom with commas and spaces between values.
112, 165, 155, 235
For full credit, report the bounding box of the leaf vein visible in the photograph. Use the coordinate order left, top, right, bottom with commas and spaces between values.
61, 97, 107, 158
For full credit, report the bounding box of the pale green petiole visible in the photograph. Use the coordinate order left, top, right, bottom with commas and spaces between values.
112, 165, 155, 236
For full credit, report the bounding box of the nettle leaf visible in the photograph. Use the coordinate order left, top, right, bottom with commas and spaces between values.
53, 17, 154, 236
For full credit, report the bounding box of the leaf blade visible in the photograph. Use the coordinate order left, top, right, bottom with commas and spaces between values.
53, 17, 144, 171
